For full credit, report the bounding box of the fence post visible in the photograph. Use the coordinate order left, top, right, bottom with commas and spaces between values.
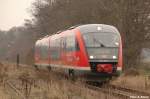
17, 54, 20, 68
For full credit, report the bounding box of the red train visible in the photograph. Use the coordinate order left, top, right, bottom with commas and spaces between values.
34, 24, 123, 80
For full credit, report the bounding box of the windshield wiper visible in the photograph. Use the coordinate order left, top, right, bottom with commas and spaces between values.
93, 37, 106, 47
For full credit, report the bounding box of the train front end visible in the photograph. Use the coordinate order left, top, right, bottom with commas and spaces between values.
78, 24, 122, 78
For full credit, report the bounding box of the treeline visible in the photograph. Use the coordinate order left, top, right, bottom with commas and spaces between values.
30, 0, 150, 69
0, 0, 150, 69
0, 27, 34, 63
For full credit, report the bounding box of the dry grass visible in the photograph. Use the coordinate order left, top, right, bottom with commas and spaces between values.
111, 75, 150, 92
30, 69, 118, 99
0, 62, 119, 99
1, 61, 150, 99
111, 66, 150, 92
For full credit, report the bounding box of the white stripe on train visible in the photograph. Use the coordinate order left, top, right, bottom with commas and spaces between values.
35, 63, 91, 70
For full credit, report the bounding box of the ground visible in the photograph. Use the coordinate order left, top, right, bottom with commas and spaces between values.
0, 62, 149, 99
0, 62, 120, 99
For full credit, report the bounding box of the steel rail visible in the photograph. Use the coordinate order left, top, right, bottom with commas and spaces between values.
6, 81, 26, 99
85, 84, 150, 99
107, 84, 150, 97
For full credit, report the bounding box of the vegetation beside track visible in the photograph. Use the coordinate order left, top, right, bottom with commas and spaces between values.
111, 75, 150, 93
0, 62, 120, 99
0, 62, 149, 99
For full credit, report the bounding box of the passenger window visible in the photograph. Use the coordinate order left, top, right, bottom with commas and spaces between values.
50, 39, 61, 60
66, 36, 80, 51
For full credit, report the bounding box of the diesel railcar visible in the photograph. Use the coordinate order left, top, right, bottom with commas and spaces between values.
34, 24, 123, 80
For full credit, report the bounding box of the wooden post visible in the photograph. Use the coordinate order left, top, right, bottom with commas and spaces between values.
145, 75, 148, 90
17, 54, 20, 68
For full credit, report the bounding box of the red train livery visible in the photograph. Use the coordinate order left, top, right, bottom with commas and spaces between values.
34, 24, 123, 80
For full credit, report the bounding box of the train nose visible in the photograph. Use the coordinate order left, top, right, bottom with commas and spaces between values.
97, 64, 113, 73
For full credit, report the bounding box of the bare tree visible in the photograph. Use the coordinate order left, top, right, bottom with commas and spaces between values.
1, 0, 149, 69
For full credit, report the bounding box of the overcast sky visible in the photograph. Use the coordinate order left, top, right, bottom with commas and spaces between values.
0, 0, 35, 31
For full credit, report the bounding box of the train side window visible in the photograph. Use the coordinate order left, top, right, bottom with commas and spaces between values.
66, 36, 80, 51
50, 38, 61, 60
40, 41, 48, 60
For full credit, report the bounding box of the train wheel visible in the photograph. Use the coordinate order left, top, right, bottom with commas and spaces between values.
34, 65, 39, 71
47, 66, 51, 72
69, 69, 75, 81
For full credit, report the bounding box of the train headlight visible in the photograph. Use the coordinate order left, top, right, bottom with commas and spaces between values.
115, 42, 119, 46
97, 27, 102, 31
113, 56, 117, 59
90, 55, 94, 59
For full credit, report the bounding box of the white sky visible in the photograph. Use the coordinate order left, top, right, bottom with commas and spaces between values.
0, 0, 35, 31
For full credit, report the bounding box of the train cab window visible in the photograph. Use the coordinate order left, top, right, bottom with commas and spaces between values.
82, 32, 120, 60
83, 32, 119, 47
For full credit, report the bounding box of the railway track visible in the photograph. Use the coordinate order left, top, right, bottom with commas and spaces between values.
86, 83, 150, 99
5, 80, 26, 99
2, 62, 150, 99
108, 84, 150, 97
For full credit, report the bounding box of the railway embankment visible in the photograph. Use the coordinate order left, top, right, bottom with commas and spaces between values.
0, 62, 121, 99
111, 74, 150, 94
0, 62, 149, 99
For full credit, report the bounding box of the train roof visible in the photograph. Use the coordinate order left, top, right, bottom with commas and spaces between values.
35, 35, 50, 45
76, 24, 120, 35
36, 24, 120, 43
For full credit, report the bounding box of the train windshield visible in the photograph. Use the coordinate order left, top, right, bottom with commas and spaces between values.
83, 32, 120, 60
83, 32, 119, 47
